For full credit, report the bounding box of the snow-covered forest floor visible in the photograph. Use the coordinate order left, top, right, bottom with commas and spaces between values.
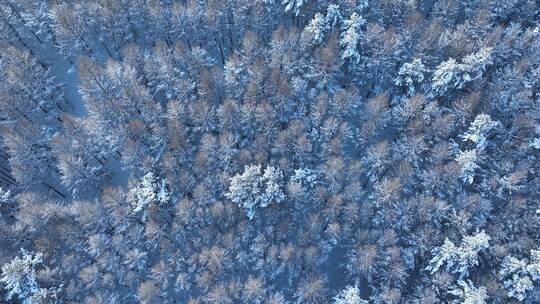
0, 1, 539, 303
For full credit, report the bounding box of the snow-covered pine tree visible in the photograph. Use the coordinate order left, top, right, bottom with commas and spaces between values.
455, 149, 480, 184
426, 231, 490, 278
461, 114, 499, 150
499, 249, 540, 301
282, 0, 307, 17
340, 12, 365, 67
290, 167, 319, 189
395, 58, 428, 96
302, 13, 326, 46
448, 280, 488, 304
226, 164, 285, 220
432, 48, 493, 95
333, 285, 368, 304
0, 250, 42, 303
325, 4, 342, 30
130, 171, 170, 213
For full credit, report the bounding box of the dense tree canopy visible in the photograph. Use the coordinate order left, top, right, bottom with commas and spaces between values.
0, 0, 539, 303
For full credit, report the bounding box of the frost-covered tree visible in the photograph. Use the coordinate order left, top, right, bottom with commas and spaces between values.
333, 285, 368, 304
0, 46, 65, 193
325, 4, 342, 30
530, 126, 540, 150
456, 232, 491, 274
356, 0, 369, 11
455, 149, 480, 184
290, 167, 318, 189
50, 3, 94, 59
431, 58, 462, 96
26, 285, 63, 304
282, 0, 306, 17
426, 237, 458, 274
226, 164, 264, 219
226, 164, 285, 220
461, 114, 499, 150
0, 43, 64, 124
52, 116, 113, 199
531, 138, 540, 149
0, 187, 12, 206
340, 12, 365, 66
427, 231, 490, 278
432, 48, 494, 95
0, 187, 16, 217
261, 166, 286, 208
302, 13, 326, 45
0, 1, 537, 303
499, 256, 534, 301
489, 0, 520, 20
460, 48, 493, 85
294, 276, 328, 304
454, 114, 498, 184
17, 0, 55, 43
499, 249, 540, 301
529, 250, 540, 280
0, 250, 43, 304
130, 172, 170, 213
448, 280, 488, 304
395, 58, 428, 96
